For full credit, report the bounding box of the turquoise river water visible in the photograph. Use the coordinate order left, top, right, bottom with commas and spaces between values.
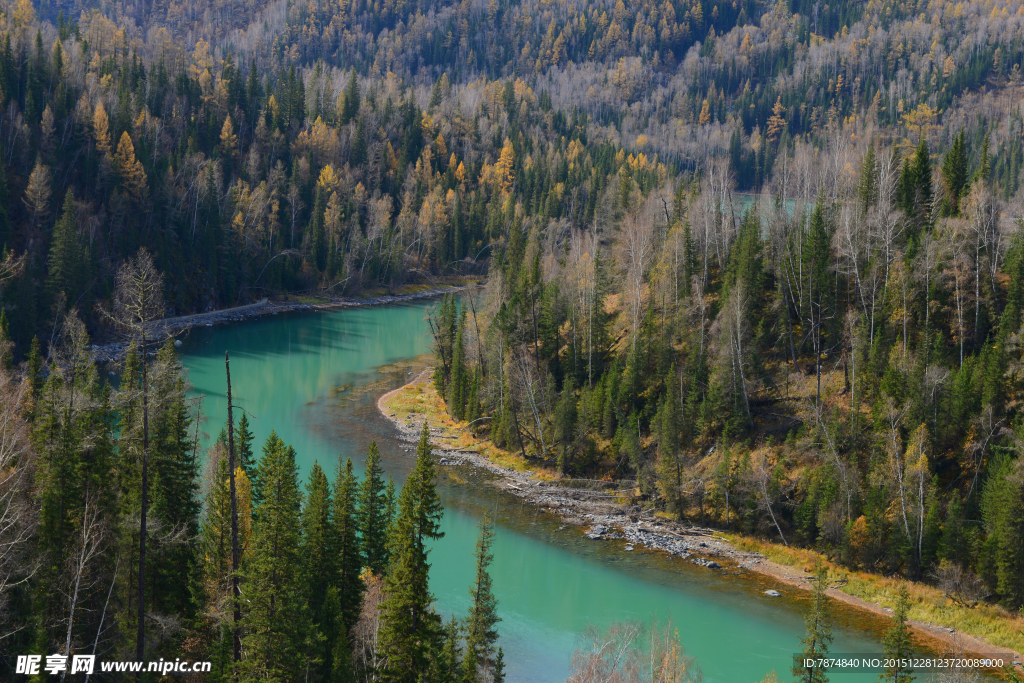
178, 300, 966, 683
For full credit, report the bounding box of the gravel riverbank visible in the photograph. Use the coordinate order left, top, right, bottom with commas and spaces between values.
378, 369, 1024, 671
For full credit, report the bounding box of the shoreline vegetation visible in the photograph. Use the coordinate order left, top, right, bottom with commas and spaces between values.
378, 369, 1024, 673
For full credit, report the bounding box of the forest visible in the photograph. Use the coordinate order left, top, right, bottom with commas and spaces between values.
2, 0, 1024, 675
0, 255, 505, 681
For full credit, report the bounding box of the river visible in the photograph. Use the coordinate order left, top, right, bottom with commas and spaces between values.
178, 300, 951, 683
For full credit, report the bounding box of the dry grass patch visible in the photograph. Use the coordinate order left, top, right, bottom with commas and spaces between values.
381, 377, 532, 473
726, 533, 1024, 653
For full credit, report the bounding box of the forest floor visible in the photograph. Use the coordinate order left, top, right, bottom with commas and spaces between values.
91, 279, 479, 362
378, 369, 1024, 675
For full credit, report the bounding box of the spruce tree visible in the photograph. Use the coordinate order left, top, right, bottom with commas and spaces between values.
493, 649, 506, 683
359, 441, 390, 575
238, 432, 309, 681
32, 313, 116, 653
910, 137, 933, 232
302, 461, 336, 681
879, 584, 914, 683
333, 456, 364, 632
378, 423, 445, 682
941, 130, 969, 216
26, 336, 43, 408
462, 513, 501, 683
148, 339, 200, 620
450, 311, 467, 419
554, 377, 577, 474
342, 70, 360, 124
656, 371, 683, 519
235, 412, 255, 478
792, 562, 832, 683
975, 131, 991, 184
46, 190, 83, 305
434, 616, 463, 683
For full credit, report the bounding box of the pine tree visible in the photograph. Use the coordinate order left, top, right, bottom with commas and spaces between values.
200, 457, 253, 637
359, 441, 390, 575
975, 131, 991, 184
333, 456, 364, 632
792, 562, 832, 683
46, 191, 83, 307
462, 514, 501, 683
148, 339, 200, 620
378, 423, 445, 682
879, 583, 914, 683
657, 370, 683, 518
554, 377, 577, 474
342, 70, 360, 124
941, 130, 969, 216
235, 412, 255, 478
31, 313, 116, 654
858, 140, 878, 213
302, 461, 336, 680
27, 336, 44, 407
238, 432, 309, 681
450, 311, 468, 419
909, 137, 933, 232
493, 649, 506, 683
434, 616, 463, 683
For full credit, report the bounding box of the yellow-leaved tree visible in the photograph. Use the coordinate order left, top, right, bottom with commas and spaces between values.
115, 132, 148, 203
495, 138, 515, 195
220, 115, 238, 163
93, 102, 112, 158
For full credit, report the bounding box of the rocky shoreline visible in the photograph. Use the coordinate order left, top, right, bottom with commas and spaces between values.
379, 377, 779, 570
91, 285, 473, 362
378, 371, 1024, 671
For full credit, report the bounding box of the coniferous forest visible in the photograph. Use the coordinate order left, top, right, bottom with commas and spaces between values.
5, 0, 1024, 676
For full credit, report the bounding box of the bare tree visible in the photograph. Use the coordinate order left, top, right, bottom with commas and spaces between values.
938, 218, 973, 366
60, 493, 105, 682
0, 362, 35, 642
620, 211, 654, 351
567, 619, 701, 683
750, 452, 788, 546
513, 347, 548, 456
352, 573, 388, 682
103, 248, 165, 664
930, 561, 989, 608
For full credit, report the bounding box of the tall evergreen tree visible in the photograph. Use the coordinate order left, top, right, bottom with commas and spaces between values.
236, 412, 255, 478
359, 441, 390, 575
941, 130, 969, 216
238, 432, 309, 681
342, 70, 360, 124
333, 456, 364, 632
46, 191, 84, 305
148, 339, 200, 621
879, 583, 914, 683
792, 563, 832, 683
378, 423, 445, 682
462, 514, 501, 683
302, 461, 336, 681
